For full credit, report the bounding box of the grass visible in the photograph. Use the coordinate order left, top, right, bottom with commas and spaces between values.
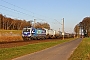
0, 30, 23, 42
0, 36, 23, 42
69, 38, 90, 60
0, 38, 75, 60
0, 30, 22, 34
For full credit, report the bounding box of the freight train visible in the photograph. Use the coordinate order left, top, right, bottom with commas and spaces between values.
22, 27, 73, 40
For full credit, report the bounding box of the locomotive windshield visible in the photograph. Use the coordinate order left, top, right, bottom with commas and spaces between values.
22, 28, 31, 37
23, 28, 30, 32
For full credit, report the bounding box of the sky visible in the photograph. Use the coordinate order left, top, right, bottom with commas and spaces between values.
0, 0, 90, 33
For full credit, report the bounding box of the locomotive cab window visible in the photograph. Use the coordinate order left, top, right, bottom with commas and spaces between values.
23, 28, 30, 32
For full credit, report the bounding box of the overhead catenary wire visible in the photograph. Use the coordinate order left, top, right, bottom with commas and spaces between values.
0, 0, 48, 22
0, 7, 22, 19
0, 0, 35, 14
54, 19, 62, 25
0, 5, 35, 18
0, 0, 61, 24
0, 5, 49, 29
0, 0, 63, 31
0, 4, 44, 21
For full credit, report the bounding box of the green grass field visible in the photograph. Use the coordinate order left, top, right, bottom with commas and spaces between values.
69, 38, 90, 60
0, 38, 75, 60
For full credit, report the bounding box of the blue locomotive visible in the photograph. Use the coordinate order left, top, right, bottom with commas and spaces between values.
22, 27, 48, 40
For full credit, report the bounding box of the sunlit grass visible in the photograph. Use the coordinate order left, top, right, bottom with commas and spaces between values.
69, 38, 90, 60
0, 36, 23, 42
0, 30, 22, 42
0, 30, 22, 34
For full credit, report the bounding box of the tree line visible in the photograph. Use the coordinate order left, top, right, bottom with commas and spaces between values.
74, 17, 90, 37
0, 14, 50, 30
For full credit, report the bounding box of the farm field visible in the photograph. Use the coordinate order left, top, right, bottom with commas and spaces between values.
0, 30, 23, 42
0, 38, 75, 60
69, 38, 90, 60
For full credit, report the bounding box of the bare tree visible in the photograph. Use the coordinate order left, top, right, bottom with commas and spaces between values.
0, 14, 50, 30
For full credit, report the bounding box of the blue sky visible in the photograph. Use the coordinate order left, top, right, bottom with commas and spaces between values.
0, 0, 90, 33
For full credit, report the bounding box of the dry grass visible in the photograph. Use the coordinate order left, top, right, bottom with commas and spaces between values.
0, 36, 23, 42
0, 30, 23, 42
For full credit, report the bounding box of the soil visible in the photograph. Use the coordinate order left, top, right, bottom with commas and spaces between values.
0, 39, 61, 48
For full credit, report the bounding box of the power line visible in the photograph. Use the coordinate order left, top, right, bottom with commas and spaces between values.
0, 5, 34, 18
0, 7, 22, 19
0, 12, 20, 20
0, 0, 47, 21
0, 5, 48, 24
0, 0, 60, 24
0, 0, 63, 29
0, 0, 35, 14
54, 19, 62, 25
0, 4, 44, 21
